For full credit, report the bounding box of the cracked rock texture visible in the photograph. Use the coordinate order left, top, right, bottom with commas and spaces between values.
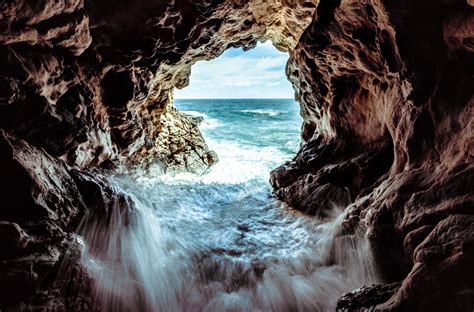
272, 0, 474, 310
0, 0, 473, 310
0, 0, 317, 309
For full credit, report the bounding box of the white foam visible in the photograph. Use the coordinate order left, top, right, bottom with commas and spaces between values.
182, 110, 222, 129
80, 187, 379, 311
138, 138, 290, 186
201, 119, 222, 129
79, 104, 379, 311
182, 110, 205, 117
238, 109, 283, 117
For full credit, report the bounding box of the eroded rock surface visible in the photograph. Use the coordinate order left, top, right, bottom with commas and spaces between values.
0, 0, 473, 310
0, 0, 317, 309
272, 0, 474, 310
0, 130, 109, 310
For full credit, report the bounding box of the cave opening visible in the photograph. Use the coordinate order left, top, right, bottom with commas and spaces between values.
78, 41, 380, 311
171, 41, 303, 180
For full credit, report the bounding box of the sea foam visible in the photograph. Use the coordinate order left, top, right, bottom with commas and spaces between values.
78, 99, 378, 311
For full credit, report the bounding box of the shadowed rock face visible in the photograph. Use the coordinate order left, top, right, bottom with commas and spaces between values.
0, 0, 473, 310
272, 0, 474, 310
0, 0, 316, 171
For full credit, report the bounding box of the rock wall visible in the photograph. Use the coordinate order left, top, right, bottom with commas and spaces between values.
0, 0, 316, 171
0, 129, 107, 310
271, 0, 474, 310
0, 0, 317, 309
0, 0, 473, 310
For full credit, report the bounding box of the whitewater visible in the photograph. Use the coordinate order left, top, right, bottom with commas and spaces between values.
78, 99, 379, 311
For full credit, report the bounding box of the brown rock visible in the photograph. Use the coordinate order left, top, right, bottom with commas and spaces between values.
337, 282, 401, 311
0, 222, 30, 256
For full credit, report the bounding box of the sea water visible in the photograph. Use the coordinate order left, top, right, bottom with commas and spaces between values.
80, 99, 378, 311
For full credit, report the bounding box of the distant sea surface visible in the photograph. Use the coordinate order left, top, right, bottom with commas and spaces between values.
175, 98, 302, 165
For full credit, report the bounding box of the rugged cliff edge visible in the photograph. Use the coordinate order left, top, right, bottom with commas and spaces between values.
0, 0, 473, 310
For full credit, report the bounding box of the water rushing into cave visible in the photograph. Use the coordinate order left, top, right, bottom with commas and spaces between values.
79, 99, 379, 311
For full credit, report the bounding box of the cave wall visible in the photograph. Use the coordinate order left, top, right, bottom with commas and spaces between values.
0, 0, 473, 310
0, 0, 316, 171
271, 0, 474, 310
0, 0, 318, 310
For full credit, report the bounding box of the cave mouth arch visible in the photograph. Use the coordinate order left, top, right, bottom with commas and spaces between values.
168, 41, 303, 180
173, 41, 295, 100
119, 0, 320, 170
140, 40, 307, 175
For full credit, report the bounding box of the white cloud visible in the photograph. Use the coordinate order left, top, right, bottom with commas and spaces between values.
267, 81, 281, 87
223, 80, 253, 87
174, 42, 294, 99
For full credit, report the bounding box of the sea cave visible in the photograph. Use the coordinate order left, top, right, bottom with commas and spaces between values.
0, 0, 473, 311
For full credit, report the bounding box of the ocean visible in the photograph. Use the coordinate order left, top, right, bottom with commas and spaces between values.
175, 98, 302, 181
80, 99, 377, 311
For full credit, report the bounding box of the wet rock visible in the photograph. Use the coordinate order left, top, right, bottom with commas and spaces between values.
186, 114, 205, 125
337, 282, 401, 311
276, 178, 352, 217
0, 130, 119, 310
271, 137, 394, 216
0, 222, 30, 257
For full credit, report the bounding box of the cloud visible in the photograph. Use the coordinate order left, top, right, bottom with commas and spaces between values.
223, 80, 253, 87
174, 42, 294, 99
267, 81, 281, 87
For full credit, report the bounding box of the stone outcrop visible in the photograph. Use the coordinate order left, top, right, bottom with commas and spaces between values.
337, 282, 401, 311
0, 129, 109, 310
0, 0, 473, 310
271, 0, 474, 310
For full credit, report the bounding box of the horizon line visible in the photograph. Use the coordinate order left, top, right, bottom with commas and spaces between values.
174, 98, 296, 100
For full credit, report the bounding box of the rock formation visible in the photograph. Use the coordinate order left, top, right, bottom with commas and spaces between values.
0, 0, 472, 310
271, 0, 474, 310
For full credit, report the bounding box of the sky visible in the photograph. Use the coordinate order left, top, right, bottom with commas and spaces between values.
174, 41, 295, 99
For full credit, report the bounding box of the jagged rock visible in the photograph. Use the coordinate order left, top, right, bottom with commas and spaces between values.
271, 137, 394, 216
0, 130, 120, 310
185, 114, 205, 126
130, 106, 218, 175
272, 0, 473, 310
337, 282, 401, 311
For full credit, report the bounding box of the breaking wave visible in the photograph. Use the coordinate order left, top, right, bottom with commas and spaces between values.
79, 99, 379, 311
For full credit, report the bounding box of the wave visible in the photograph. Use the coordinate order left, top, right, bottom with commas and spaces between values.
237, 109, 283, 117
182, 110, 222, 129
77, 100, 376, 311
79, 107, 379, 311
141, 138, 290, 186
80, 178, 379, 312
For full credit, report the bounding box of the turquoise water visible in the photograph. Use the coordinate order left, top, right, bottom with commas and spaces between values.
81, 99, 378, 311
175, 99, 302, 156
